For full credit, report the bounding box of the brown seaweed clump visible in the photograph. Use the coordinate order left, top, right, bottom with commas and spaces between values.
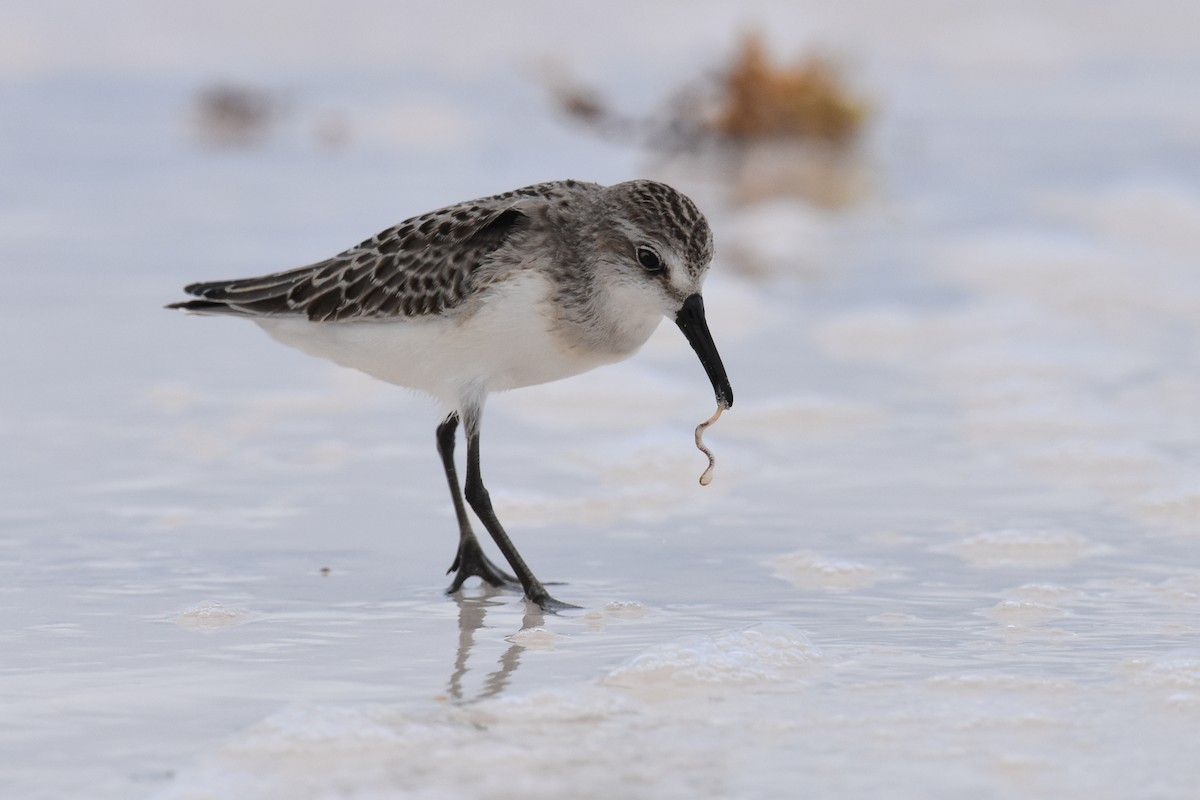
548, 33, 869, 151
713, 35, 868, 146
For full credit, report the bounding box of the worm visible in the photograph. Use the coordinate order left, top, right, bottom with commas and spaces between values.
694, 404, 725, 486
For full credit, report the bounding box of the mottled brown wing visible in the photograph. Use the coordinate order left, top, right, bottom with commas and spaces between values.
171, 201, 528, 322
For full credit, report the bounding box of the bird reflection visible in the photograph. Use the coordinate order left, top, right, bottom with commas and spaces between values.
447, 588, 545, 702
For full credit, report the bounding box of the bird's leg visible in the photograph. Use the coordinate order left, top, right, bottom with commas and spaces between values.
437, 412, 520, 592
460, 403, 578, 612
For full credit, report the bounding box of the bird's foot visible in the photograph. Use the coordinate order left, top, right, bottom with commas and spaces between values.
446, 537, 521, 593
526, 585, 580, 613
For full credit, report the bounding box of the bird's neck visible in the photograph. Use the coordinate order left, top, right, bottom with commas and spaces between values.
554, 273, 663, 360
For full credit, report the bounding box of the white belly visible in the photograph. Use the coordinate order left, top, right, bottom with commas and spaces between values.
253, 270, 659, 407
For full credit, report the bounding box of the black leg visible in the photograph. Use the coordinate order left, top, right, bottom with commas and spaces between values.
437, 412, 519, 592
460, 403, 577, 612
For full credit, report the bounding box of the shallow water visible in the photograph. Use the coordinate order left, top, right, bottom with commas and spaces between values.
2, 2, 1199, 798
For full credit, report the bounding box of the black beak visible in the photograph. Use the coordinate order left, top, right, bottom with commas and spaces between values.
674, 294, 733, 409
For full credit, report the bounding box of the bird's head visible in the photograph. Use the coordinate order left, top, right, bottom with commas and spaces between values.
596, 180, 733, 409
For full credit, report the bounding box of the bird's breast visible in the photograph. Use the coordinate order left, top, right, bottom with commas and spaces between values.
253, 269, 649, 406
463, 270, 645, 392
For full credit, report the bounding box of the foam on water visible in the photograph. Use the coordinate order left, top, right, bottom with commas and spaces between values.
1121, 654, 1200, 691
172, 603, 257, 633
504, 626, 557, 649
580, 601, 649, 631
980, 599, 1067, 626
768, 551, 892, 591
602, 623, 821, 689
942, 529, 1104, 568
154, 625, 821, 800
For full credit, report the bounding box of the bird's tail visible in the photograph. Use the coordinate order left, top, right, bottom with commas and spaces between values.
165, 268, 316, 317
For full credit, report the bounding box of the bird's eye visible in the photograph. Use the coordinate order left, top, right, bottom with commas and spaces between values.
636, 246, 663, 272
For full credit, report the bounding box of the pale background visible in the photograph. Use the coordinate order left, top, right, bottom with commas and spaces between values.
2, 2, 1199, 798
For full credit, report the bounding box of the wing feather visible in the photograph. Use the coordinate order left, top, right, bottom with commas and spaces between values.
168, 200, 530, 321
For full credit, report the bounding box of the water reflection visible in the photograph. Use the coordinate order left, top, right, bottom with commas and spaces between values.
446, 591, 545, 703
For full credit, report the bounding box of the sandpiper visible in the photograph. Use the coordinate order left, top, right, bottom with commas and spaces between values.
168, 179, 733, 610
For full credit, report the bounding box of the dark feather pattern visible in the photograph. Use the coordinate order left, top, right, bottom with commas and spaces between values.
168, 196, 537, 322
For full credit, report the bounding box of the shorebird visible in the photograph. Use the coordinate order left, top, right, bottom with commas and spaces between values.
168, 179, 733, 610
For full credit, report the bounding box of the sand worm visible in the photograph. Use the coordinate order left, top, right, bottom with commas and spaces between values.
694, 404, 725, 486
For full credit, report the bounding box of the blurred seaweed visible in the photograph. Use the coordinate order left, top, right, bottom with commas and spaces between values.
714, 36, 868, 145
190, 84, 349, 150
191, 84, 280, 148
546, 33, 871, 207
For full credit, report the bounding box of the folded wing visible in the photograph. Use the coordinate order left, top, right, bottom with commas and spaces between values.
168, 203, 528, 322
